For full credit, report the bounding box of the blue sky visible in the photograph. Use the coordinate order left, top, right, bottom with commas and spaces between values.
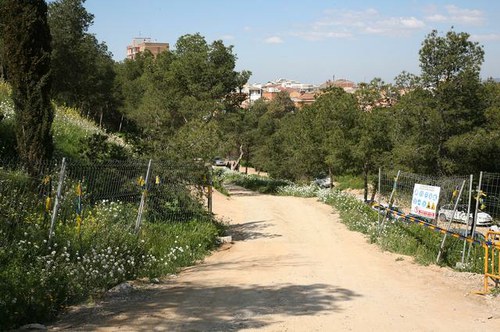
83, 0, 500, 85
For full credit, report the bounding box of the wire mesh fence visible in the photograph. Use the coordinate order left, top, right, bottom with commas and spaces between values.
481, 172, 500, 222
378, 170, 473, 217
377, 169, 500, 264
0, 158, 213, 240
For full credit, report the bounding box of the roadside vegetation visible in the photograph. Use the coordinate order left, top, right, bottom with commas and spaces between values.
0, 91, 223, 330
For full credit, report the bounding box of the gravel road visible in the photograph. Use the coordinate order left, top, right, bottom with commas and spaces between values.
51, 185, 500, 331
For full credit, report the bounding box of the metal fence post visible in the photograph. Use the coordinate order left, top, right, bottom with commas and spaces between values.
436, 179, 466, 264
381, 170, 400, 230
377, 167, 382, 230
460, 174, 474, 265
467, 171, 483, 261
48, 157, 67, 242
135, 159, 152, 234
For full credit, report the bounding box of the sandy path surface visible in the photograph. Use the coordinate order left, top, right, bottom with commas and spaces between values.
51, 186, 500, 331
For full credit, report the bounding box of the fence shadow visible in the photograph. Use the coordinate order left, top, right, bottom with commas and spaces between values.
52, 282, 361, 331
229, 220, 282, 241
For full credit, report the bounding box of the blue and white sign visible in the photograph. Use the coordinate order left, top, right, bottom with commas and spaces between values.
411, 184, 441, 219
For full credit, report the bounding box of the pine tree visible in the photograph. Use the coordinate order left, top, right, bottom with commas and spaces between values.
2, 0, 53, 172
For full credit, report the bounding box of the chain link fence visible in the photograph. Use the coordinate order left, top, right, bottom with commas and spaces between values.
481, 172, 500, 222
377, 169, 500, 263
378, 170, 472, 216
0, 158, 213, 240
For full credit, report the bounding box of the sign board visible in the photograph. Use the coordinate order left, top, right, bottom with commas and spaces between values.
411, 184, 441, 219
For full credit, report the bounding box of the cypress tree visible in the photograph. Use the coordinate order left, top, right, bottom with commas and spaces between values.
1, 0, 53, 172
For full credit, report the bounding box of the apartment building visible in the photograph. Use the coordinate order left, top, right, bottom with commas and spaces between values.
126, 37, 169, 60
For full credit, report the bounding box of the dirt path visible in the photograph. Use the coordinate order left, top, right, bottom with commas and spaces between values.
51, 187, 500, 331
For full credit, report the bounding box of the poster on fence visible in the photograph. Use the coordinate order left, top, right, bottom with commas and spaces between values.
411, 184, 441, 219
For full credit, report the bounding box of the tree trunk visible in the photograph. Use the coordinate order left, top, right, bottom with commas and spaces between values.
363, 162, 369, 202
232, 144, 244, 171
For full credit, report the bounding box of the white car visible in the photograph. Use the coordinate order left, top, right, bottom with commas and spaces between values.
313, 176, 332, 188
438, 204, 493, 226
213, 157, 227, 167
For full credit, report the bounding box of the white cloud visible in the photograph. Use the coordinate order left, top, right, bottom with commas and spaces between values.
293, 9, 426, 41
446, 5, 484, 25
264, 36, 284, 44
425, 5, 485, 26
426, 14, 447, 23
401, 17, 426, 29
291, 31, 352, 41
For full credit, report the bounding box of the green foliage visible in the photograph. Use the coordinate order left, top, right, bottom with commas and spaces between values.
335, 175, 365, 191
115, 33, 250, 159
78, 133, 129, 163
419, 29, 484, 89
0, 197, 221, 330
2, 0, 54, 173
48, 0, 120, 129
0, 82, 16, 159
390, 29, 493, 175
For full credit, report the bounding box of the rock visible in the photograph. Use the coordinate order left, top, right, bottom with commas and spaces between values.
106, 281, 134, 297
217, 235, 232, 243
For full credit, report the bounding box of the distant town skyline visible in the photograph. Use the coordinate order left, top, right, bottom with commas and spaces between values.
84, 0, 500, 84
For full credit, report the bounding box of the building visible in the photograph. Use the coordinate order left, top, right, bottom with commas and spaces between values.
126, 37, 169, 60
319, 79, 357, 93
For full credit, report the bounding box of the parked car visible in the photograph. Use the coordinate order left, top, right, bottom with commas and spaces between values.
213, 157, 227, 167
438, 204, 493, 226
314, 176, 332, 188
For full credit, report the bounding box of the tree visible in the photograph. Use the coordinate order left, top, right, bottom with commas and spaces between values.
48, 0, 118, 127
391, 29, 488, 175
444, 80, 500, 174
0, 0, 5, 80
1, 0, 53, 171
354, 108, 393, 201
120, 33, 250, 159
419, 29, 484, 89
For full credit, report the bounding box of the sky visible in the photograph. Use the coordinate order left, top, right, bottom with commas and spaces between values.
83, 0, 500, 85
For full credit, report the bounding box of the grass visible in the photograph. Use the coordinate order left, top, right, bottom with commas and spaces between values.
0, 90, 127, 162
334, 174, 365, 191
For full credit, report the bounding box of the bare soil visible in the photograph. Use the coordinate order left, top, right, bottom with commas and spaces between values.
50, 186, 500, 331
